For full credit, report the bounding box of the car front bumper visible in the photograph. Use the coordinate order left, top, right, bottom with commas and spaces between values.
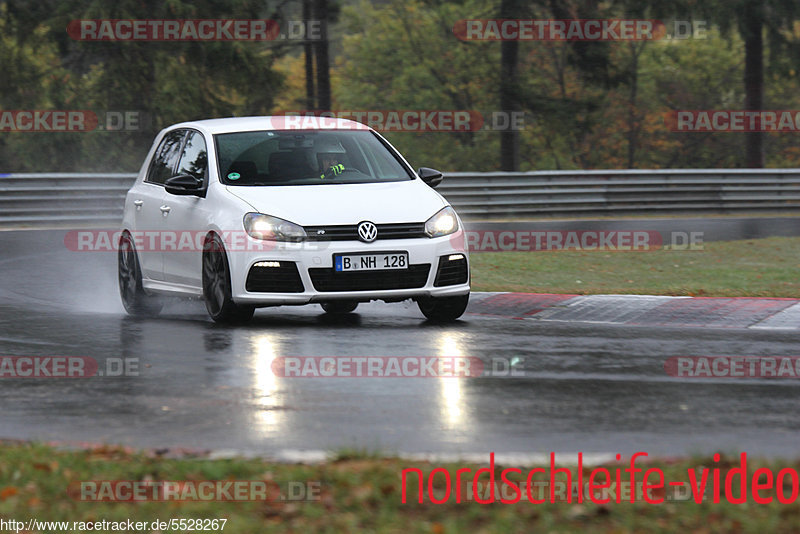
227, 232, 470, 306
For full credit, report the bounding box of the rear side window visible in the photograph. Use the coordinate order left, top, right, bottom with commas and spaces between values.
176, 131, 208, 182
147, 129, 186, 185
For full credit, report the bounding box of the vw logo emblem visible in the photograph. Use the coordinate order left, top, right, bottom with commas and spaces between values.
357, 221, 378, 243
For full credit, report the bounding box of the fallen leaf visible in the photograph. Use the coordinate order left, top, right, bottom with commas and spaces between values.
0, 487, 19, 500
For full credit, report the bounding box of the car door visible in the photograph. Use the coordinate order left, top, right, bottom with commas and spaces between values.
132, 129, 186, 281
160, 129, 211, 288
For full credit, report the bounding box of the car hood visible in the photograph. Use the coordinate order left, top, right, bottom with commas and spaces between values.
225, 180, 448, 225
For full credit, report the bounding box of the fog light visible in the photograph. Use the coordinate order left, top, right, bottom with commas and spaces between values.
254, 261, 281, 268
448, 254, 465, 261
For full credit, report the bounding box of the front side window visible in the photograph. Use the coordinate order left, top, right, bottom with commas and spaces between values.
214, 130, 413, 186
176, 131, 208, 182
146, 129, 186, 185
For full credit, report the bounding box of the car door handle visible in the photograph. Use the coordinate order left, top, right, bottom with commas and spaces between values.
160, 205, 171, 214
133, 200, 144, 207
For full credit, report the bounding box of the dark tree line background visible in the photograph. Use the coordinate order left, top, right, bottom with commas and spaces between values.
2, 0, 800, 172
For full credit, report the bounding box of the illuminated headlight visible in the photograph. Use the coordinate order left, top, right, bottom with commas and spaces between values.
424, 207, 459, 238
244, 213, 307, 242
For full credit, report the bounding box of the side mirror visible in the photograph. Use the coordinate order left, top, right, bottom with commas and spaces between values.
418, 167, 443, 188
165, 174, 204, 196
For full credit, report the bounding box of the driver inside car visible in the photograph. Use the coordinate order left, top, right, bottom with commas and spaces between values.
317, 139, 347, 179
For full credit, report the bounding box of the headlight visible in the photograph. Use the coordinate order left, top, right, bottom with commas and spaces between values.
243, 213, 307, 242
424, 206, 459, 237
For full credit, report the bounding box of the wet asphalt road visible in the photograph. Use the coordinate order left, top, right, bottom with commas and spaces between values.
1, 230, 799, 459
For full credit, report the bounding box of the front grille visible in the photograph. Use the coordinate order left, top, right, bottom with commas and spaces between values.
246, 262, 305, 293
304, 222, 426, 241
308, 264, 431, 292
434, 256, 469, 287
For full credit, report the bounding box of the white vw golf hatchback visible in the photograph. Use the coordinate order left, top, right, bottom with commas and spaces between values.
119, 116, 470, 323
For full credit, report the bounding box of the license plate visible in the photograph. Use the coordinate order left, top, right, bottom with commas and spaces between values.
334, 252, 408, 272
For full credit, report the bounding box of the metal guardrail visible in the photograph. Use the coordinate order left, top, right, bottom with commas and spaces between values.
0, 173, 136, 227
1, 169, 800, 227
439, 169, 800, 218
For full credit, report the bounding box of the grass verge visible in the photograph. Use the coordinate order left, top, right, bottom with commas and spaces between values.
469, 236, 800, 297
1, 443, 800, 533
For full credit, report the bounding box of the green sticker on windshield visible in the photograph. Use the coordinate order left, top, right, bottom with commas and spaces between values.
228, 172, 241, 180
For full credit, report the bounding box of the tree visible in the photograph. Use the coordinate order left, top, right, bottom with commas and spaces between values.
0, 0, 287, 171
303, 0, 316, 109
741, 0, 765, 167
499, 0, 522, 171
706, 0, 798, 167
312, 0, 332, 111
336, 0, 499, 171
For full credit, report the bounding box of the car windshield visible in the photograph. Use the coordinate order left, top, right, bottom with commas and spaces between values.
215, 130, 414, 186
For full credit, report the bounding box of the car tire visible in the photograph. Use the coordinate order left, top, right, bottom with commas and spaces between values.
202, 234, 255, 324
118, 232, 162, 317
417, 293, 469, 322
320, 301, 359, 314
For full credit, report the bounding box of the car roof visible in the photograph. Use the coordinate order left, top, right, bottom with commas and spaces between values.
167, 116, 371, 135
